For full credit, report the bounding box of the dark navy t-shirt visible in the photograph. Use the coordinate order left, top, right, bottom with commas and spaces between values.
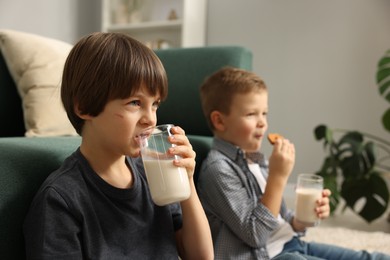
23, 148, 182, 259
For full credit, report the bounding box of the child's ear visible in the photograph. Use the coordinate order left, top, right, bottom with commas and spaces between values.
74, 103, 93, 120
210, 111, 225, 131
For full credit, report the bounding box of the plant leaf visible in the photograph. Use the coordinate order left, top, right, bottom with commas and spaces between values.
339, 155, 365, 178
379, 80, 390, 96
314, 125, 327, 140
382, 109, 390, 132
336, 132, 364, 164
314, 125, 334, 150
376, 68, 390, 84
363, 142, 376, 171
377, 50, 390, 68
386, 92, 390, 103
319, 156, 339, 176
338, 131, 363, 145
377, 50, 390, 99
341, 174, 389, 222
365, 142, 375, 158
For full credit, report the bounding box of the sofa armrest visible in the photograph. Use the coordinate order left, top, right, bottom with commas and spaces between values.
0, 137, 81, 259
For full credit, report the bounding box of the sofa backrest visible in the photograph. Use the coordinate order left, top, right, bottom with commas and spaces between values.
155, 46, 253, 137
0, 51, 25, 137
0, 46, 253, 138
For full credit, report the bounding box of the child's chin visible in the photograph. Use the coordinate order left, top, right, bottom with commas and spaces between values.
127, 149, 141, 158
246, 145, 261, 153
254, 142, 262, 150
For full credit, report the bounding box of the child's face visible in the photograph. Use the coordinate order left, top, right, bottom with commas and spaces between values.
219, 90, 268, 153
86, 88, 161, 158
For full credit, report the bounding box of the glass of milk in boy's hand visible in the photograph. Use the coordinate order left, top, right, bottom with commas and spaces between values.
139, 124, 190, 206
295, 173, 323, 227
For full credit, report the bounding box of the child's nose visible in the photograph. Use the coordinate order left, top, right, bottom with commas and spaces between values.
258, 117, 267, 128
141, 108, 156, 126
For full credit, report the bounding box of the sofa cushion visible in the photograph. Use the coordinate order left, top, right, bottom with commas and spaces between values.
0, 29, 77, 137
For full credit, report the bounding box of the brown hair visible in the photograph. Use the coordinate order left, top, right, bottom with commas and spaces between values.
200, 67, 267, 131
61, 32, 168, 135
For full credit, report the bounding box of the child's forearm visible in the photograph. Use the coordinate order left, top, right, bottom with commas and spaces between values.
260, 174, 288, 217
179, 180, 214, 260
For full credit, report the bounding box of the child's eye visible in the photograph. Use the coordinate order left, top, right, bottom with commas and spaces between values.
128, 100, 141, 106
153, 100, 161, 109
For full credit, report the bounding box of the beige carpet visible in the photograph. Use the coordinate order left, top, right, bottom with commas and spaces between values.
301, 226, 390, 254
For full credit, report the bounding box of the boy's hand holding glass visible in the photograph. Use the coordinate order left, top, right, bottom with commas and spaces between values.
294, 173, 331, 227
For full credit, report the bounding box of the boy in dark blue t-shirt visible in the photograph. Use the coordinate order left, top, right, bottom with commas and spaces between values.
23, 32, 213, 259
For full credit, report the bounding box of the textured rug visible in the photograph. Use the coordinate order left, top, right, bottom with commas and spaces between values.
301, 226, 390, 254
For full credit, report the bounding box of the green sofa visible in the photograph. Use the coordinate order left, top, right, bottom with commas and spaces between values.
0, 44, 252, 259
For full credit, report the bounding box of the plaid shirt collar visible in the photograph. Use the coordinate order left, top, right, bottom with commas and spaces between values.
212, 137, 268, 168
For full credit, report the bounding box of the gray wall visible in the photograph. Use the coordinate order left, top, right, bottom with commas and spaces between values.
207, 0, 390, 182
1, 0, 390, 182
0, 0, 101, 44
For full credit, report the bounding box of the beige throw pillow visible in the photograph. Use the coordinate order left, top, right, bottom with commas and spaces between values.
0, 29, 77, 136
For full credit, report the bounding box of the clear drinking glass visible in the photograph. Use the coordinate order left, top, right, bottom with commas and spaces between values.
295, 173, 323, 227
139, 124, 190, 206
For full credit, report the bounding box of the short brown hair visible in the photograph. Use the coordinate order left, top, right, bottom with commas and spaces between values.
200, 67, 267, 131
61, 32, 168, 135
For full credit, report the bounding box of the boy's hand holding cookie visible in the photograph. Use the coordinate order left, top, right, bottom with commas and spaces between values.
267, 133, 295, 179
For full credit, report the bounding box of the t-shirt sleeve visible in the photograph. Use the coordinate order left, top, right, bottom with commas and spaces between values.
23, 187, 83, 259
169, 203, 183, 231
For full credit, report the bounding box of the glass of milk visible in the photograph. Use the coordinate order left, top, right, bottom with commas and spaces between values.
139, 124, 190, 206
295, 173, 323, 227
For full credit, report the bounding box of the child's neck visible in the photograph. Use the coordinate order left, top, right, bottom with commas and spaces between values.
97, 165, 134, 189
79, 143, 134, 189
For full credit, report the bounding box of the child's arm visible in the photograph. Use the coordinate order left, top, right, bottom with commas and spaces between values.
168, 126, 214, 260
175, 180, 214, 260
261, 138, 295, 217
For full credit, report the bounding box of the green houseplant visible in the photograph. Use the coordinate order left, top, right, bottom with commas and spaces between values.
377, 49, 390, 132
314, 49, 390, 222
314, 125, 390, 222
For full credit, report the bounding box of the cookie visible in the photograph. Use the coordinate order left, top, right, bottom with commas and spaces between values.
267, 133, 283, 145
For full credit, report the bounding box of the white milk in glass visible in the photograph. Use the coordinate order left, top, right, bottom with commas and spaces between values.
143, 159, 190, 206
295, 188, 322, 225
295, 173, 323, 227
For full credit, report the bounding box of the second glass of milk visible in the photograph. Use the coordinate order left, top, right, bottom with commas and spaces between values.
295, 173, 323, 227
139, 124, 190, 206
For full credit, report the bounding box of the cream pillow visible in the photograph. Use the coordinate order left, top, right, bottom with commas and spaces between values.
0, 29, 77, 137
